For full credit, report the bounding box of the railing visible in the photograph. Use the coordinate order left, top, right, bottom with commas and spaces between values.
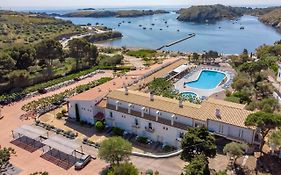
145, 127, 155, 133
132, 124, 140, 129
106, 104, 190, 131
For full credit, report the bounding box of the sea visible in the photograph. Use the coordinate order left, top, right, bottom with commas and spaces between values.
17, 6, 281, 54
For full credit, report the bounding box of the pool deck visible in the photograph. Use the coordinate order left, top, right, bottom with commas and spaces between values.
174, 66, 234, 98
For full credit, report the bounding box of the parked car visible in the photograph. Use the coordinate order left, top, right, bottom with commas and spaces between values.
73, 77, 81, 81
38, 88, 47, 94
75, 155, 92, 170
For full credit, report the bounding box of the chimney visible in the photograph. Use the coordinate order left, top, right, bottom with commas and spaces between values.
179, 100, 183, 108
215, 109, 221, 118
124, 86, 128, 95
149, 92, 154, 101
171, 114, 175, 126
141, 107, 145, 117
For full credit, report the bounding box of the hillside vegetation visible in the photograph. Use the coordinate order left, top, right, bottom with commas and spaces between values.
63, 10, 168, 18
177, 4, 250, 22
177, 4, 281, 31
259, 8, 281, 31
0, 11, 86, 49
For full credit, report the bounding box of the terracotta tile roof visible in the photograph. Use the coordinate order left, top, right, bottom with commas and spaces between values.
107, 89, 254, 128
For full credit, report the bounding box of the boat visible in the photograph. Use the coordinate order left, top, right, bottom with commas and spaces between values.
151, 23, 155, 26
143, 27, 146, 30
240, 26, 245, 30
139, 24, 142, 27
160, 28, 163, 30
177, 29, 180, 32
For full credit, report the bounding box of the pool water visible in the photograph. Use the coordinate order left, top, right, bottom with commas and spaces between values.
185, 70, 226, 89
181, 92, 198, 99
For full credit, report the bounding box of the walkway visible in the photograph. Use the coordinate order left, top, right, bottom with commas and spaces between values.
0, 58, 186, 175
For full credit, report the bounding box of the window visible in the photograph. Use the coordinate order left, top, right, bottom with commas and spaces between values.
110, 112, 113, 118
179, 132, 184, 138
135, 118, 139, 126
148, 122, 152, 129
239, 129, 244, 138
219, 124, 224, 133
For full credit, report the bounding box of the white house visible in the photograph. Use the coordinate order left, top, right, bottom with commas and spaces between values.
103, 89, 259, 148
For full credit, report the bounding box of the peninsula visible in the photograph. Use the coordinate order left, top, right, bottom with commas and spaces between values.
177, 4, 281, 31
62, 9, 169, 18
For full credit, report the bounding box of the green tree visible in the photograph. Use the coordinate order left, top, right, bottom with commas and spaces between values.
98, 136, 132, 165
68, 38, 91, 70
183, 154, 210, 175
84, 44, 98, 66
245, 112, 281, 151
0, 146, 16, 173
148, 78, 177, 98
0, 53, 16, 79
223, 142, 245, 165
181, 127, 216, 162
9, 45, 35, 70
36, 39, 63, 67
108, 162, 138, 175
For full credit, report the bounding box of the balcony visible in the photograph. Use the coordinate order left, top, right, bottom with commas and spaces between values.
132, 124, 140, 129
145, 127, 155, 133
106, 104, 190, 131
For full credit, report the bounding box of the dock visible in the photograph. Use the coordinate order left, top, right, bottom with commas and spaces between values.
156, 33, 196, 50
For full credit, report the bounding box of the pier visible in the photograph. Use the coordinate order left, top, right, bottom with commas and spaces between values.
156, 33, 196, 50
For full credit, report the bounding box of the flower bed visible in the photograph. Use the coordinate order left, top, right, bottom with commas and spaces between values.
35, 120, 77, 139
22, 77, 112, 112
0, 65, 131, 105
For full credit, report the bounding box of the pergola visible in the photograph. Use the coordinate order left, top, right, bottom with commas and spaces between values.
42, 135, 83, 164
12, 125, 48, 147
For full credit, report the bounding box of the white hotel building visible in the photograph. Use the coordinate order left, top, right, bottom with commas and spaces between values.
68, 88, 260, 148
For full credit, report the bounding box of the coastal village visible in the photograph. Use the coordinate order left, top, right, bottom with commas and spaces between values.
1, 3, 281, 175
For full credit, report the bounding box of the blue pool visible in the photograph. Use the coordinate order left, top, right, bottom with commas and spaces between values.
181, 92, 198, 99
185, 70, 226, 89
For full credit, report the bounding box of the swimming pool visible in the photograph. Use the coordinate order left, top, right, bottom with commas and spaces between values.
185, 70, 226, 89
181, 92, 198, 99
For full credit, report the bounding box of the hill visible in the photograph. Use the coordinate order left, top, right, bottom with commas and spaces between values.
63, 10, 168, 18
177, 4, 251, 22
259, 8, 281, 31
0, 11, 86, 49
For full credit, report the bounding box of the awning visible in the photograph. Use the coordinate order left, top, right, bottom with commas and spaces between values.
12, 125, 48, 140
42, 135, 81, 155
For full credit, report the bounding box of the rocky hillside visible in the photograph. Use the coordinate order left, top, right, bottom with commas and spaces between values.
63, 10, 168, 18
177, 4, 251, 22
259, 8, 281, 31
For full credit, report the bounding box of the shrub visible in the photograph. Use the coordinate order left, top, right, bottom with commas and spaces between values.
137, 136, 148, 144
95, 121, 105, 131
146, 169, 154, 175
113, 127, 124, 136
61, 109, 67, 114
56, 112, 64, 119
162, 145, 172, 152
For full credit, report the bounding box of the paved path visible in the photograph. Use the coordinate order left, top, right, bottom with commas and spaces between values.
0, 71, 114, 175
0, 58, 187, 175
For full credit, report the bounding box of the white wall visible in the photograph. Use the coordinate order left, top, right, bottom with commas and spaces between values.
105, 109, 186, 147
207, 119, 254, 144
68, 100, 99, 124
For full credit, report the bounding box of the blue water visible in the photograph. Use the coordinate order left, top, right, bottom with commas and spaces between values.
185, 70, 226, 89
181, 92, 198, 99
59, 13, 281, 54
